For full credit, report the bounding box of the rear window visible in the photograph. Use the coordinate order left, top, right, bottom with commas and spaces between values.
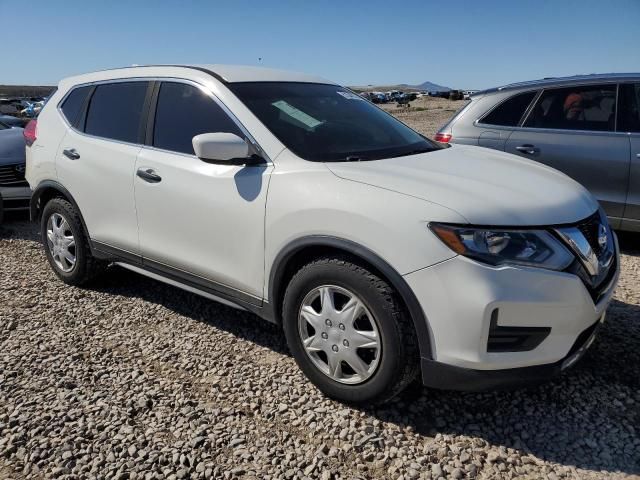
60, 86, 91, 127
480, 91, 537, 127
524, 84, 616, 132
85, 82, 149, 143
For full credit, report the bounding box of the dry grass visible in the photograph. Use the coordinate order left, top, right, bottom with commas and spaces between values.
383, 97, 469, 139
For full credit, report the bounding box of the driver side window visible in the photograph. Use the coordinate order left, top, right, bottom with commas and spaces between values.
153, 82, 243, 155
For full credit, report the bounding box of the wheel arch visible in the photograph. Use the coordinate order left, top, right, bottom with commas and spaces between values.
30, 181, 91, 242
268, 236, 433, 360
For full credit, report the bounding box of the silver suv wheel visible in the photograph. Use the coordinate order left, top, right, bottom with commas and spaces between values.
298, 285, 381, 384
46, 212, 77, 273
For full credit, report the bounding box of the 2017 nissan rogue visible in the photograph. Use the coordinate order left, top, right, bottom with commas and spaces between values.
25, 65, 620, 404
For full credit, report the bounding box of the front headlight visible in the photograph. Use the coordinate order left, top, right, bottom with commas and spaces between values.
429, 223, 574, 271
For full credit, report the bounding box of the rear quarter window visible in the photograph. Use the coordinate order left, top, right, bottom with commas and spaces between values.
480, 91, 537, 127
59, 86, 91, 127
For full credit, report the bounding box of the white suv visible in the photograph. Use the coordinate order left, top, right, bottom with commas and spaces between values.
26, 65, 619, 404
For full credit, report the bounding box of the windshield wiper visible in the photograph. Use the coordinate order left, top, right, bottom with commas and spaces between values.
344, 155, 368, 162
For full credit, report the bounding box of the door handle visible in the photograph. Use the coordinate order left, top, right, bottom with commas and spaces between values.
136, 168, 162, 183
515, 145, 539, 155
636, 153, 640, 158
62, 148, 80, 160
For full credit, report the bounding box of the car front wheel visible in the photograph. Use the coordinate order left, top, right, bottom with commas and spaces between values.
282, 256, 419, 404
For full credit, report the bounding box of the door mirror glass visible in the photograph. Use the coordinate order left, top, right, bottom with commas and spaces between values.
192, 132, 250, 162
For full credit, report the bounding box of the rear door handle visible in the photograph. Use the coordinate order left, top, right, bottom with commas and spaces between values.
62, 148, 80, 160
515, 145, 539, 155
136, 168, 162, 183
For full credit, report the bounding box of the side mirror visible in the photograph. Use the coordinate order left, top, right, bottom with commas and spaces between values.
192, 132, 250, 163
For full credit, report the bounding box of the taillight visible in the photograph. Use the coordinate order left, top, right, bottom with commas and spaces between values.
24, 120, 37, 147
434, 132, 452, 143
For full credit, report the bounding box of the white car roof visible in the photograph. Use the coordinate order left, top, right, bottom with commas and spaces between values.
58, 64, 336, 91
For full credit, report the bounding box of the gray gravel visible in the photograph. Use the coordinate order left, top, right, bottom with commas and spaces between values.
1, 217, 639, 480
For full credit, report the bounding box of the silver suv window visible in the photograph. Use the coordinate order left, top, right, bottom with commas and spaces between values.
523, 84, 616, 132
480, 91, 537, 127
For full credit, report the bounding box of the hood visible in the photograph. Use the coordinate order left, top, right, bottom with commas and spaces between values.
326, 144, 598, 226
0, 127, 26, 166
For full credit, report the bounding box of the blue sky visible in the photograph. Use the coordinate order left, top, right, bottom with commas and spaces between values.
2, 0, 638, 89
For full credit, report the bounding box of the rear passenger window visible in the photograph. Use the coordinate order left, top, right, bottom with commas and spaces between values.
153, 82, 243, 155
85, 82, 148, 143
524, 85, 616, 132
480, 91, 537, 126
60, 86, 91, 127
618, 83, 640, 133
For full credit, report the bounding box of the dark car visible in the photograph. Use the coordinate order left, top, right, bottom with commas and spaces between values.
0, 121, 29, 220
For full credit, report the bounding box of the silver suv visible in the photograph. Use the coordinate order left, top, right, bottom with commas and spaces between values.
436, 74, 640, 232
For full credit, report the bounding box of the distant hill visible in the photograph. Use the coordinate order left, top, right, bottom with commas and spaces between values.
398, 81, 450, 92
351, 80, 451, 93
413, 81, 450, 92
0, 85, 56, 97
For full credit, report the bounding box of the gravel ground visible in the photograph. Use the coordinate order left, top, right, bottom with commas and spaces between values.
379, 97, 469, 139
1, 217, 639, 480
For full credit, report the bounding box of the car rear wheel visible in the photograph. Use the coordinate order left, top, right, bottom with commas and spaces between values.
282, 256, 419, 404
41, 198, 106, 285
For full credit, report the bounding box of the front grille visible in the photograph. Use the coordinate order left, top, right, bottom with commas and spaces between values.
559, 210, 617, 304
576, 211, 605, 256
0, 163, 28, 187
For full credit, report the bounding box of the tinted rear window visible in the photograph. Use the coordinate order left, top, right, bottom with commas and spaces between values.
524, 84, 616, 132
481, 91, 537, 127
60, 86, 91, 127
85, 82, 148, 143
153, 82, 242, 155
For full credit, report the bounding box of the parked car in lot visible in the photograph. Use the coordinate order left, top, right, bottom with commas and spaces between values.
0, 121, 29, 221
436, 73, 640, 232
26, 65, 619, 404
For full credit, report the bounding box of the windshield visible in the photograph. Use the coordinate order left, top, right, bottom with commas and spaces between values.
228, 82, 438, 162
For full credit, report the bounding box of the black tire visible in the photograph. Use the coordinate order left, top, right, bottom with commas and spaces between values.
282, 256, 419, 404
40, 197, 106, 285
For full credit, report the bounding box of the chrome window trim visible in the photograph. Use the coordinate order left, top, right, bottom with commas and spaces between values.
56, 76, 272, 164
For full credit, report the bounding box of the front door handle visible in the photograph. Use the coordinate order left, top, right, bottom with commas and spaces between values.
136, 168, 162, 183
62, 148, 80, 160
515, 144, 539, 155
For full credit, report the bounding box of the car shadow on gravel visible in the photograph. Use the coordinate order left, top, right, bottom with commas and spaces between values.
0, 214, 38, 242
617, 230, 640, 256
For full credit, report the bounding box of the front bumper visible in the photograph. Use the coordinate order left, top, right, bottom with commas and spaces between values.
0, 186, 31, 212
420, 314, 604, 391
404, 238, 619, 390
